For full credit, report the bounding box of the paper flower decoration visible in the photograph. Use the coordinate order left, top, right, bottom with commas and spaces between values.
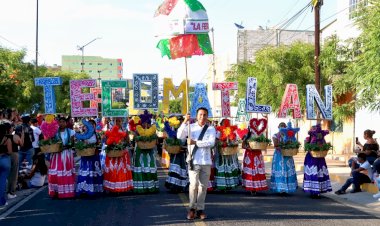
164, 121, 177, 138
168, 117, 180, 128
217, 122, 237, 142
75, 119, 95, 140
105, 125, 127, 146
279, 122, 300, 143
136, 124, 157, 137
249, 118, 267, 136
139, 110, 153, 125
40, 117, 59, 139
129, 116, 141, 132
156, 117, 165, 132
308, 124, 329, 145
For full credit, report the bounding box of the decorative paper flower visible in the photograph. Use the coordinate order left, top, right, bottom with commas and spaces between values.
279, 122, 300, 143
139, 110, 153, 125
308, 124, 329, 145
168, 117, 180, 128
75, 119, 95, 140
129, 116, 141, 132
217, 123, 237, 142
136, 124, 157, 137
105, 125, 127, 146
164, 121, 177, 138
156, 117, 165, 132
40, 117, 59, 139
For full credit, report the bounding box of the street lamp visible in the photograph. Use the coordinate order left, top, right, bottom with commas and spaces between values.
77, 37, 101, 72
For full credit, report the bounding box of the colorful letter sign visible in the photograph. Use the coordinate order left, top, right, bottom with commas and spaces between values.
246, 77, 271, 114
212, 82, 237, 117
90, 87, 102, 109
306, 85, 333, 120
278, 84, 302, 119
35, 77, 62, 114
133, 74, 159, 109
162, 78, 189, 114
70, 79, 97, 117
190, 83, 212, 118
101, 80, 128, 117
236, 98, 250, 122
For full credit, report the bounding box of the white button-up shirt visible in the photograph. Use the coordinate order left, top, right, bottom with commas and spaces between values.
177, 122, 216, 166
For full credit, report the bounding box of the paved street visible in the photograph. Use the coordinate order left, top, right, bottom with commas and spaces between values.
0, 166, 379, 226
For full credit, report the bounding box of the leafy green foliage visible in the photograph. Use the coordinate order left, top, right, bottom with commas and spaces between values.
165, 137, 182, 146
279, 141, 301, 150
39, 138, 61, 146
248, 134, 271, 144
135, 134, 158, 142
74, 140, 96, 151
105, 142, 128, 152
350, 1, 380, 112
304, 142, 333, 152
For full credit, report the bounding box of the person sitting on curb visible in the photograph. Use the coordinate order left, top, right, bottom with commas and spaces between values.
335, 153, 373, 195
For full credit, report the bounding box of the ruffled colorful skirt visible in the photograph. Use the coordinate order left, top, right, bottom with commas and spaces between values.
48, 149, 76, 198
270, 149, 297, 193
103, 151, 134, 192
242, 150, 268, 191
76, 154, 103, 196
303, 152, 332, 195
215, 151, 241, 190
165, 152, 188, 192
133, 147, 159, 193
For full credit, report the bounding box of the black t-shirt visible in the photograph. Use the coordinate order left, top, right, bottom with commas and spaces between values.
16, 124, 34, 150
363, 143, 379, 158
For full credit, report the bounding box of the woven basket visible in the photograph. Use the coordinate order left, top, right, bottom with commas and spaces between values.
137, 140, 156, 150
165, 145, 182, 154
281, 148, 299, 157
40, 143, 62, 153
76, 147, 96, 157
106, 150, 126, 158
310, 150, 328, 158
220, 146, 239, 155
248, 141, 268, 150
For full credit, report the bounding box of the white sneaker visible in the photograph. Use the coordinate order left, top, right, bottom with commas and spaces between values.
7, 193, 17, 199
373, 192, 380, 199
0, 202, 8, 209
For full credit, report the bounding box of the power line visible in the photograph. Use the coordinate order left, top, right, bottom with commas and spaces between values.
0, 35, 26, 50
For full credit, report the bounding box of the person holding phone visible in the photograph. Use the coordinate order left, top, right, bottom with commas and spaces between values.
349, 130, 379, 170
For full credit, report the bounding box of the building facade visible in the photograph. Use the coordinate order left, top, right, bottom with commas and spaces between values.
62, 55, 123, 80
237, 29, 314, 63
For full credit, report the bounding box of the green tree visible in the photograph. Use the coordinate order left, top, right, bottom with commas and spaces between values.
351, 1, 380, 111
169, 99, 182, 114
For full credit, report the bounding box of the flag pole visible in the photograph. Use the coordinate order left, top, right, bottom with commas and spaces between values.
184, 57, 191, 143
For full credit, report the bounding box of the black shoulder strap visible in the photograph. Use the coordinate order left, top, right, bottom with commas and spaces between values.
191, 124, 209, 158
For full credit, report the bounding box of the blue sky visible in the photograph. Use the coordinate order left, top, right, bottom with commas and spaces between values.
0, 0, 337, 83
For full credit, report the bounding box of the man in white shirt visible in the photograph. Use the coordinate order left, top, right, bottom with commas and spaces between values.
335, 153, 373, 194
30, 118, 42, 154
177, 107, 216, 220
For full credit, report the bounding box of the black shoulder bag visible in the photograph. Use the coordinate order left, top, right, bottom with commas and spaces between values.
188, 124, 209, 170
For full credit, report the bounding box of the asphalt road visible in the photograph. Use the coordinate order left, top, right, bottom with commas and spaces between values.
0, 167, 379, 226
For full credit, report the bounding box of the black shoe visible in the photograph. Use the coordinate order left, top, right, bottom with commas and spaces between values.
196, 210, 207, 220
335, 190, 345, 195
350, 189, 362, 193
310, 194, 321, 199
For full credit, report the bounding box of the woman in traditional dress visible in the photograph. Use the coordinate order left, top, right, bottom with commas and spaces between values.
270, 122, 298, 195
214, 119, 241, 191
303, 124, 332, 198
76, 119, 103, 196
241, 124, 268, 194
164, 115, 189, 193
133, 110, 159, 193
103, 118, 133, 193
48, 117, 76, 199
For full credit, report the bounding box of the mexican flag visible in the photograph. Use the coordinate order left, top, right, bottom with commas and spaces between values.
155, 0, 213, 59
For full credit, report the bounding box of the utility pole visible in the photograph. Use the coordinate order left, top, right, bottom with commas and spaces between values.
314, 0, 322, 123
211, 27, 217, 116
77, 37, 101, 72
314, 1, 322, 93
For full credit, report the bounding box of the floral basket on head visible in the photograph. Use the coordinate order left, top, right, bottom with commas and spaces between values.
217, 119, 240, 155
248, 135, 271, 151
39, 115, 62, 153
304, 124, 332, 158
135, 110, 158, 150
74, 141, 96, 157
105, 125, 128, 157
278, 122, 301, 156
163, 119, 183, 154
